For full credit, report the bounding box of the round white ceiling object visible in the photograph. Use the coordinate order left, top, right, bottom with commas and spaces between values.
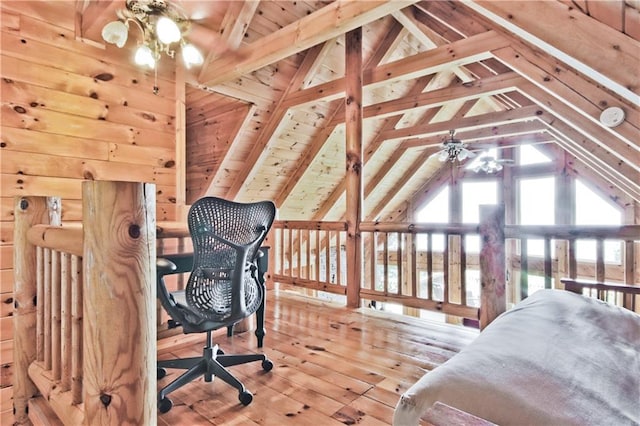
599, 106, 625, 128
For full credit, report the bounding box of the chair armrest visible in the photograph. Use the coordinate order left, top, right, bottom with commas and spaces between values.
157, 253, 194, 276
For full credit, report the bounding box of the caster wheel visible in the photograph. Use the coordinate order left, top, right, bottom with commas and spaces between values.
158, 397, 173, 413
239, 390, 253, 406
262, 359, 274, 372
157, 368, 167, 380
217, 348, 225, 355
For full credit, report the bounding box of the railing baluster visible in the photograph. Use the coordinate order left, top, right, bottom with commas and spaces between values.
544, 237, 552, 289
71, 254, 83, 405
520, 238, 528, 300
36, 246, 44, 362
51, 250, 61, 380
44, 248, 52, 371
427, 233, 433, 300
60, 252, 71, 392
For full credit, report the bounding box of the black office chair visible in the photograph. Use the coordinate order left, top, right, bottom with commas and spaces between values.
156, 197, 276, 413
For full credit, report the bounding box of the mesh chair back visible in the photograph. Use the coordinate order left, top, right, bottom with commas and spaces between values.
186, 197, 276, 322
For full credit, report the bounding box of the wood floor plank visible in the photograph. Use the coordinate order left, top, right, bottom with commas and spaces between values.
156, 289, 477, 425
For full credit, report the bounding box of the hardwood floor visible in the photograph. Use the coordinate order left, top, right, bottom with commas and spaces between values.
156, 289, 478, 425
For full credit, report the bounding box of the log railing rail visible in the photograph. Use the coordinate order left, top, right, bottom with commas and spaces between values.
13, 181, 156, 425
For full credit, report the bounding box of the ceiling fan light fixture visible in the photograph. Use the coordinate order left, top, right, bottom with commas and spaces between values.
101, 0, 203, 92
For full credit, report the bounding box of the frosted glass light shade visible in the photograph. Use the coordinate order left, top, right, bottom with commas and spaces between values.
102, 21, 128, 48
181, 43, 203, 68
156, 17, 181, 44
135, 45, 156, 69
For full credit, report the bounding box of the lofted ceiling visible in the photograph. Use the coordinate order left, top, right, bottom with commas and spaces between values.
80, 0, 640, 221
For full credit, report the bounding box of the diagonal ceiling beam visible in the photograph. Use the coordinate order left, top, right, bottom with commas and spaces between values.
198, 0, 260, 81
380, 104, 544, 142
199, 0, 419, 86
329, 71, 524, 125
283, 30, 509, 108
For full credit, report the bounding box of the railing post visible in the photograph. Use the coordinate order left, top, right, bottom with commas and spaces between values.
479, 204, 506, 330
13, 196, 60, 424
82, 181, 156, 425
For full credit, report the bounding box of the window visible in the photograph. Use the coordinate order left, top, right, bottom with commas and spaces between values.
519, 144, 551, 165
462, 180, 497, 252
575, 180, 622, 263
519, 176, 555, 257
416, 186, 449, 251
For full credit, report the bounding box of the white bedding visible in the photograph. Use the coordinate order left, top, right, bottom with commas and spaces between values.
393, 289, 640, 425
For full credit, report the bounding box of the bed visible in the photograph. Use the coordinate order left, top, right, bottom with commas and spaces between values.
393, 289, 640, 425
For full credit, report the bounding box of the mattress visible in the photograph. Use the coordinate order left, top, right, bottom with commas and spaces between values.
393, 289, 640, 425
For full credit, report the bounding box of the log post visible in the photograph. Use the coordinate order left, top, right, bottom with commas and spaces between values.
13, 196, 60, 424
479, 204, 506, 329
82, 181, 156, 425
345, 27, 363, 308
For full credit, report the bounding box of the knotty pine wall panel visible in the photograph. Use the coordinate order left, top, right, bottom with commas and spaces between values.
0, 3, 180, 419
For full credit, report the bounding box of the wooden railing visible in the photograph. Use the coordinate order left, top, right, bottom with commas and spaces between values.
271, 210, 640, 321
504, 225, 639, 310
13, 181, 156, 425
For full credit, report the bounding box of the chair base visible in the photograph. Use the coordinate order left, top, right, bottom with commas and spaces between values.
157, 331, 273, 412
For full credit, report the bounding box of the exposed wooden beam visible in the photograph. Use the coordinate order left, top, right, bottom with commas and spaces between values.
520, 82, 640, 172
199, 0, 419, 86
344, 27, 363, 307
467, 0, 640, 103
281, 22, 408, 217
198, 0, 259, 81
329, 71, 524, 125
380, 104, 544, 142
283, 30, 509, 108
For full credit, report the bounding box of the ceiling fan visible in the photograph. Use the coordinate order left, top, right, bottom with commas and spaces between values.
472, 155, 515, 174
432, 130, 476, 162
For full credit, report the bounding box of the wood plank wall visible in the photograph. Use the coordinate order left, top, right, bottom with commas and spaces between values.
0, 2, 180, 422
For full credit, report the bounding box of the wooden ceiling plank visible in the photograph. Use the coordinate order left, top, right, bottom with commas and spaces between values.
364, 149, 434, 221
587, 0, 625, 32
199, 0, 420, 86
386, 158, 452, 221
219, 42, 330, 200
284, 30, 509, 108
366, 20, 406, 66
468, 0, 639, 102
624, 3, 640, 40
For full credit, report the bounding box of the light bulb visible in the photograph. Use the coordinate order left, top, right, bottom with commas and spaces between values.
181, 43, 203, 68
102, 21, 128, 48
135, 45, 156, 69
156, 17, 181, 44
